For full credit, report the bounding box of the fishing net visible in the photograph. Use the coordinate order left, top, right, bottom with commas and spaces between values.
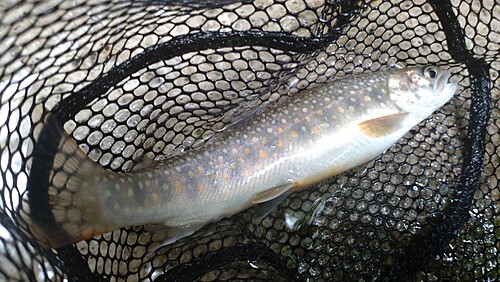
0, 0, 497, 280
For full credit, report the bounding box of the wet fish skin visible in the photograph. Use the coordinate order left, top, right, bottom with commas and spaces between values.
21, 66, 457, 249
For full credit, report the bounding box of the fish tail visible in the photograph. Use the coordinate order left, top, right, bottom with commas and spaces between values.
20, 113, 111, 248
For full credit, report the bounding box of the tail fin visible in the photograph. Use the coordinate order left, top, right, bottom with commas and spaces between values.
19, 113, 112, 249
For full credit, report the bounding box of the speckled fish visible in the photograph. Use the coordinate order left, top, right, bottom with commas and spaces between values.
22, 66, 457, 249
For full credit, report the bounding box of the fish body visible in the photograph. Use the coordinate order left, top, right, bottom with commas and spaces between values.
22, 66, 457, 248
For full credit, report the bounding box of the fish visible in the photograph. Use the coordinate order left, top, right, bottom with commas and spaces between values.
20, 65, 457, 249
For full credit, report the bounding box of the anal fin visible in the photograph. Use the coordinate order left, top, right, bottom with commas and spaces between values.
144, 222, 206, 254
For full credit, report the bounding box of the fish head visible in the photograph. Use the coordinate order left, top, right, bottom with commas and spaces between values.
388, 65, 458, 120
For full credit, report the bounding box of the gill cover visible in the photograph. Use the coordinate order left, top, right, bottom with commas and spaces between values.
387, 66, 457, 119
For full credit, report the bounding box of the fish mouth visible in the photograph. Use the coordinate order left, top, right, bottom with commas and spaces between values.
433, 71, 457, 109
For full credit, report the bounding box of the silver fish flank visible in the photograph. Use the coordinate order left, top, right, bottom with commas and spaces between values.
21, 65, 457, 249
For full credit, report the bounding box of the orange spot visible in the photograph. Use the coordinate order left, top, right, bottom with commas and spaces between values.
197, 183, 205, 192
311, 126, 320, 134
222, 173, 230, 181
305, 116, 311, 122
277, 127, 283, 133
242, 168, 250, 177
259, 150, 268, 159
316, 110, 324, 116
254, 163, 262, 171
175, 181, 182, 193
151, 192, 159, 202
290, 130, 298, 138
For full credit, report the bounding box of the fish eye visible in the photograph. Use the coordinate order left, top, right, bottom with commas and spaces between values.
424, 67, 437, 79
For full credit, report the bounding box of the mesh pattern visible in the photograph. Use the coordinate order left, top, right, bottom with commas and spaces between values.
0, 0, 497, 280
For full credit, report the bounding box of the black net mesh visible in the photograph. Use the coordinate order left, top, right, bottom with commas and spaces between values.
0, 0, 497, 280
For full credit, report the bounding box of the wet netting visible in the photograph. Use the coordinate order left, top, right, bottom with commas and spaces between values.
0, 0, 497, 281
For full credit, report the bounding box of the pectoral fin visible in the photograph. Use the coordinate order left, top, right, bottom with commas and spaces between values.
251, 182, 295, 222
357, 112, 409, 138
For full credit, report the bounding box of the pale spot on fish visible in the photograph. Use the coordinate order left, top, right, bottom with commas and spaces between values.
350, 97, 356, 102
267, 128, 273, 134
315, 110, 324, 116
364, 95, 371, 102
104, 190, 112, 198
290, 130, 298, 138
222, 173, 230, 181
244, 148, 251, 155
349, 106, 355, 112
195, 166, 205, 175
242, 168, 250, 177
293, 117, 300, 124
311, 126, 320, 134
210, 172, 217, 181
127, 188, 134, 197
302, 108, 308, 113
338, 107, 345, 113
277, 127, 283, 133
276, 139, 285, 148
